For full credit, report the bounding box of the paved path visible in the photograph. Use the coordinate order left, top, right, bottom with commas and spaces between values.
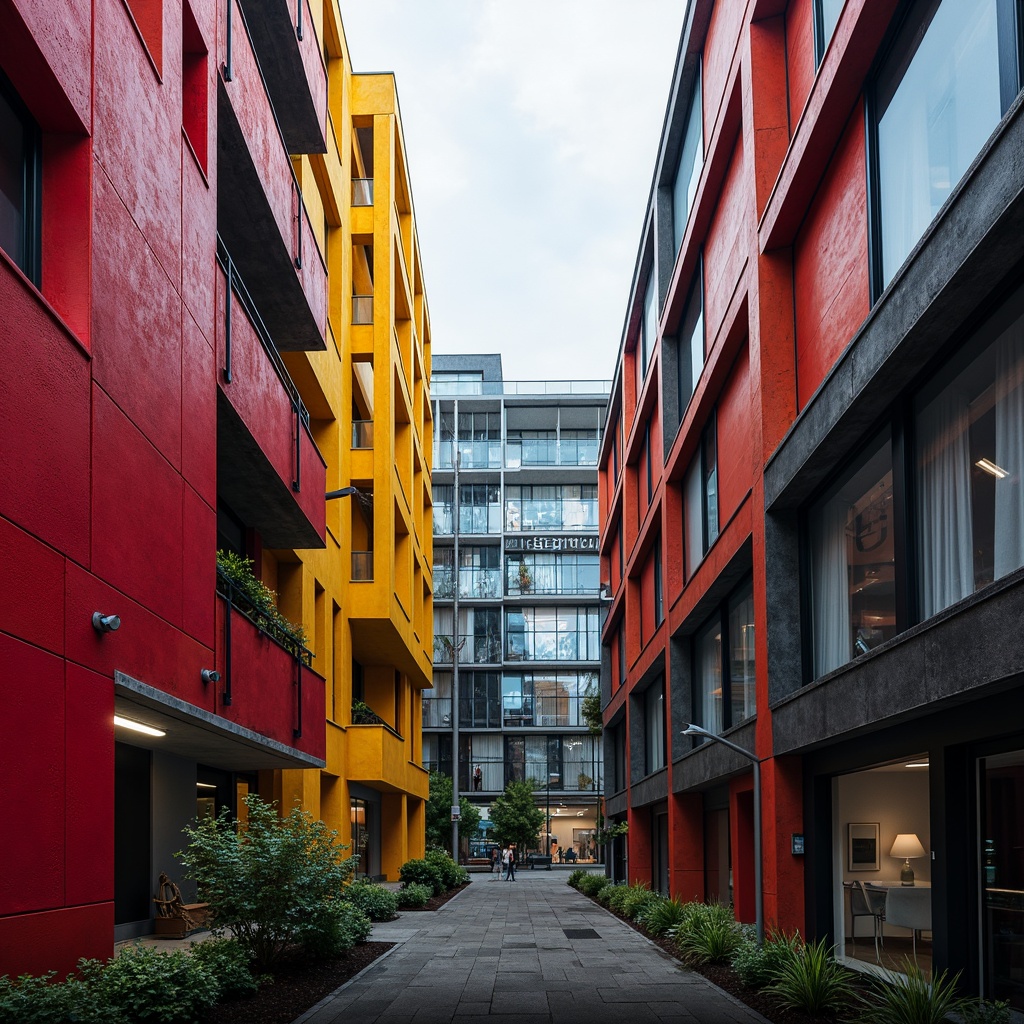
295, 870, 769, 1024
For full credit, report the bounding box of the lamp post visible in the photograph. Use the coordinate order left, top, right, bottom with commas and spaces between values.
450, 435, 462, 862
682, 723, 763, 945
545, 772, 558, 856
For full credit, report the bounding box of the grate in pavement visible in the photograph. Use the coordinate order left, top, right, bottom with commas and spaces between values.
503, 941, 537, 948
562, 928, 601, 939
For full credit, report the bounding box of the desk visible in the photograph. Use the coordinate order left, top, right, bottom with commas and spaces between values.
882, 886, 932, 933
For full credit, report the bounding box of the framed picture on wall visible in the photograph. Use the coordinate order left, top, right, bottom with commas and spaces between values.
848, 822, 880, 871
847, 823, 880, 872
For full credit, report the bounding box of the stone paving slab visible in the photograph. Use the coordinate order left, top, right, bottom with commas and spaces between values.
293, 871, 770, 1024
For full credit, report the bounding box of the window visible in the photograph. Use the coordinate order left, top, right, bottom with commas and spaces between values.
814, 0, 845, 65
672, 68, 703, 254
505, 484, 599, 532
504, 735, 562, 788
654, 544, 664, 628
433, 607, 501, 665
915, 290, 1024, 616
676, 267, 704, 419
617, 619, 626, 687
0, 71, 40, 284
431, 371, 484, 396
684, 416, 719, 577
458, 672, 501, 728
505, 552, 599, 596
504, 607, 601, 663
809, 431, 896, 676
644, 679, 666, 774
612, 722, 627, 792
871, 0, 1022, 293
641, 271, 657, 379
501, 671, 596, 727
181, 0, 208, 171
645, 421, 653, 506
694, 580, 756, 734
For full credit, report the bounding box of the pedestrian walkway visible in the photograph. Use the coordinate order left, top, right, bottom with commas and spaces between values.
295, 870, 769, 1024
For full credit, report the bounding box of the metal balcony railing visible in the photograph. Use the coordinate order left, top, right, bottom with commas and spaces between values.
352, 178, 373, 206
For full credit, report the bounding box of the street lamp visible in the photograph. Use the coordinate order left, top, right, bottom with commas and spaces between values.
682, 723, 763, 945
546, 772, 558, 856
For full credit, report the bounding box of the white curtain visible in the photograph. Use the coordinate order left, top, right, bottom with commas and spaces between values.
917, 390, 974, 617
700, 628, 722, 735
994, 319, 1024, 578
811, 497, 851, 676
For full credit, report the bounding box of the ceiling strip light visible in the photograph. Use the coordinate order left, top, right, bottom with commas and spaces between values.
196, 782, 217, 789
905, 762, 930, 768
976, 458, 1008, 479
114, 715, 166, 737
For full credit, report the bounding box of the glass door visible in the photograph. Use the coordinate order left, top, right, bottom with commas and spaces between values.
979, 749, 1024, 1010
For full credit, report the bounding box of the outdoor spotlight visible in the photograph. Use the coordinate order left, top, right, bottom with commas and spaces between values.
201, 668, 221, 684
92, 612, 121, 633
326, 486, 359, 500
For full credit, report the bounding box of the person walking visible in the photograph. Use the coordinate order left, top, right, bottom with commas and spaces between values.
507, 843, 517, 881
501, 845, 511, 881
490, 846, 500, 874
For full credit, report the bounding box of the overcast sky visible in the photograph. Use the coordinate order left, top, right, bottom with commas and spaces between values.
340, 2, 685, 384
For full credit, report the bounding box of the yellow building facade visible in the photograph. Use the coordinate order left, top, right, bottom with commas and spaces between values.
259, 6, 433, 879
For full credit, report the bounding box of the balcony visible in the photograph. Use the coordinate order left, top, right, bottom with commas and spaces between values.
217, 0, 326, 351
215, 573, 325, 762
505, 438, 599, 469
433, 633, 502, 666
237, 0, 326, 153
216, 245, 326, 549
348, 719, 422, 794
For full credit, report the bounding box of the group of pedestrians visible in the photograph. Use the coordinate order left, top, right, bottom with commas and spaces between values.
490, 843, 517, 880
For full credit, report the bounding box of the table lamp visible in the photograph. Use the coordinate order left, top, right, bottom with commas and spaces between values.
890, 833, 925, 885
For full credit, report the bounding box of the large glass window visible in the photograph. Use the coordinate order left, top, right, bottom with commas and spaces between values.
644, 680, 666, 774
873, 0, 1021, 290
422, 672, 452, 727
433, 607, 502, 665
809, 432, 896, 676
672, 70, 703, 254
0, 71, 40, 284
684, 416, 719, 577
505, 552, 599, 596
677, 269, 705, 420
814, 0, 845, 65
458, 672, 501, 728
505, 484, 599, 532
459, 484, 502, 534
501, 671, 597, 728
694, 580, 756, 735
641, 271, 657, 379
915, 293, 1024, 617
505, 606, 601, 663
504, 735, 562, 788
432, 371, 484, 396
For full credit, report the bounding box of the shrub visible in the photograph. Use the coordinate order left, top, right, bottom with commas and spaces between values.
299, 902, 372, 959
605, 883, 634, 914
0, 972, 103, 1024
961, 999, 1012, 1024
425, 850, 468, 889
566, 868, 587, 889
673, 903, 742, 965
577, 874, 611, 899
177, 794, 359, 970
768, 936, 854, 1017
399, 858, 446, 896
730, 930, 802, 989
187, 938, 257, 999
342, 881, 399, 922
640, 896, 689, 938
397, 882, 433, 908
82, 945, 219, 1024
859, 962, 968, 1024
622, 885, 660, 922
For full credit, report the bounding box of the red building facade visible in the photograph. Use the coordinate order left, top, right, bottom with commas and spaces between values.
0, 0, 329, 975
600, 0, 1024, 1004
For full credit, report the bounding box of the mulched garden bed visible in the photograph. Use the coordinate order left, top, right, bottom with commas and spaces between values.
602, 904, 866, 1024
202, 885, 468, 1024
201, 942, 393, 1024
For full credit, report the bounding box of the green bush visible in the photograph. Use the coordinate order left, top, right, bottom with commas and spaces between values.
177, 794, 359, 970
299, 902, 372, 959
82, 945, 219, 1024
342, 880, 400, 921
0, 972, 103, 1024
577, 874, 611, 898
859, 962, 967, 1024
187, 938, 257, 1000
399, 858, 446, 896
425, 850, 468, 889
604, 883, 634, 914
397, 882, 433, 908
673, 903, 742, 965
566, 868, 587, 889
639, 896, 688, 937
622, 884, 659, 922
768, 936, 854, 1017
730, 930, 802, 989
961, 999, 1012, 1024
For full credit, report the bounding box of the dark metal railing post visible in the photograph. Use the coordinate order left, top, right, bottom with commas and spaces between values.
294, 183, 303, 269
223, 580, 234, 706
295, 0, 303, 40
224, 254, 233, 383
294, 647, 303, 737
292, 402, 301, 492
223, 0, 233, 80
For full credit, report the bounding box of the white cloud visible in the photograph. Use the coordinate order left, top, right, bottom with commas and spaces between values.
340, 0, 683, 382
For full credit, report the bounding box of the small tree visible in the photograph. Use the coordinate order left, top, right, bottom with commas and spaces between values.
489, 780, 545, 854
424, 771, 481, 853
177, 794, 358, 970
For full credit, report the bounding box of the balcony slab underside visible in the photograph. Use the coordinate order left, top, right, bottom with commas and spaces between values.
114, 671, 325, 771
238, 0, 326, 154
217, 83, 325, 352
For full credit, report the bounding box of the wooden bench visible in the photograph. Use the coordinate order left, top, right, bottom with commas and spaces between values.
153, 872, 210, 938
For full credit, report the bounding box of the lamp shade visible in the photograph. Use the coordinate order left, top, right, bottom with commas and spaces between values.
890, 834, 925, 859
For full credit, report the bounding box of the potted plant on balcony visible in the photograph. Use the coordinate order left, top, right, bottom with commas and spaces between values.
517, 561, 532, 594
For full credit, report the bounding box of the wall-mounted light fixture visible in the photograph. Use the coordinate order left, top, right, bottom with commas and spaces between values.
92, 612, 121, 633
326, 486, 359, 500
201, 668, 221, 684
114, 715, 165, 737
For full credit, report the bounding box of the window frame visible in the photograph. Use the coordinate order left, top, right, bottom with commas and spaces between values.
643, 678, 667, 775
0, 69, 42, 286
